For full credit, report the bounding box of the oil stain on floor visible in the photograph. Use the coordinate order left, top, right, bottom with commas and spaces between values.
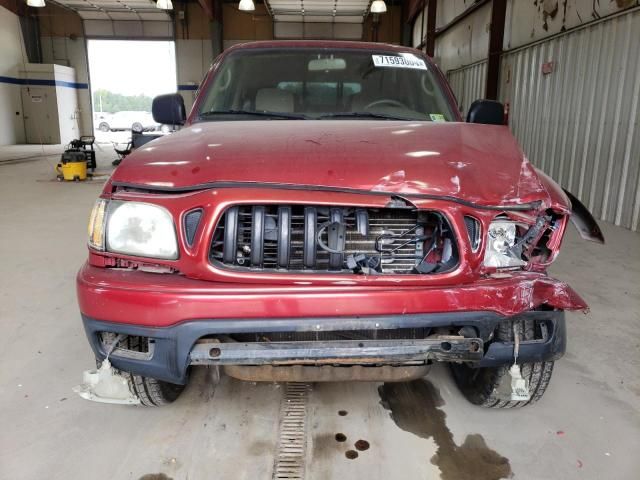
378, 380, 512, 480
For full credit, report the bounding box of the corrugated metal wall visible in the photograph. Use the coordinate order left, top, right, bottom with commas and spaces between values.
446, 61, 487, 116
500, 9, 640, 231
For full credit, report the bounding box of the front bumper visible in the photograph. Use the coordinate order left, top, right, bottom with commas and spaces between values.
78, 264, 580, 384
83, 310, 566, 385
77, 264, 586, 326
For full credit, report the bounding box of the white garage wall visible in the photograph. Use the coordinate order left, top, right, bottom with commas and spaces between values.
411, 9, 426, 49
40, 36, 92, 136
83, 19, 173, 38
446, 60, 487, 116
0, 5, 27, 145
273, 22, 363, 40
411, 0, 491, 72
417, 1, 640, 232
176, 39, 213, 114
500, 9, 640, 231
505, 0, 637, 50
433, 2, 491, 73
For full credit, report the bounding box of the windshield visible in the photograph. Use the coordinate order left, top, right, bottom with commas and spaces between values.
196, 49, 457, 122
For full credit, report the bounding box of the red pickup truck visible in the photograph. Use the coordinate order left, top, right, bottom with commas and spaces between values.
78, 41, 603, 407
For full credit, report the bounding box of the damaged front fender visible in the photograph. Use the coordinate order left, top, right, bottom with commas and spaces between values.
563, 189, 605, 244
510, 274, 589, 313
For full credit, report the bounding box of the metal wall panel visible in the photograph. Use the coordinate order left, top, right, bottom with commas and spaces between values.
500, 9, 640, 231
83, 19, 173, 38
273, 22, 362, 40
446, 61, 487, 115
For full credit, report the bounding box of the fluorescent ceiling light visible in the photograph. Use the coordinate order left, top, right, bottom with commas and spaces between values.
26, 0, 46, 7
156, 0, 172, 10
239, 0, 255, 11
370, 0, 387, 13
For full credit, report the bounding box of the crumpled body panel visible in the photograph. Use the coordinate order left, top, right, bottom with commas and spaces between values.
110, 121, 555, 209
77, 264, 587, 328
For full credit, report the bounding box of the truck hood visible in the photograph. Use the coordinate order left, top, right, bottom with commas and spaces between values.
111, 121, 551, 207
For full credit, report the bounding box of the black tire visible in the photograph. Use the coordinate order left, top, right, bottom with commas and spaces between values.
451, 318, 555, 408
131, 122, 143, 133
102, 336, 185, 407
124, 371, 185, 407
98, 122, 110, 132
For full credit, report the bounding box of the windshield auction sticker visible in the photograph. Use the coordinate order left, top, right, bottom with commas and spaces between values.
372, 54, 427, 70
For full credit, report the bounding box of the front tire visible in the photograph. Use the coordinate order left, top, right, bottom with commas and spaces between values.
124, 371, 185, 407
98, 122, 110, 132
102, 336, 185, 407
451, 318, 555, 408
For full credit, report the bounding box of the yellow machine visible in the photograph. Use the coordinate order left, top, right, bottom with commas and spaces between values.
56, 150, 88, 182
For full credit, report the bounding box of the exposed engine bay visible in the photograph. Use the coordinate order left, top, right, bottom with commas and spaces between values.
210, 205, 460, 274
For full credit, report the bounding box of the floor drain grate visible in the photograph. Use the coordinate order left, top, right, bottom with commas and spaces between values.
273, 382, 312, 480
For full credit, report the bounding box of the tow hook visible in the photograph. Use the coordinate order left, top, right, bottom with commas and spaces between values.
493, 322, 532, 402
72, 334, 140, 405
508, 323, 531, 402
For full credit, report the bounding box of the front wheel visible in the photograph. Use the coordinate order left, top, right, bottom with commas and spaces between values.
98, 122, 110, 132
124, 371, 185, 407
102, 336, 185, 407
451, 318, 555, 408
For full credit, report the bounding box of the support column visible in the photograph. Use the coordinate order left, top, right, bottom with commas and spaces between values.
425, 0, 437, 57
210, 0, 222, 57
485, 0, 507, 100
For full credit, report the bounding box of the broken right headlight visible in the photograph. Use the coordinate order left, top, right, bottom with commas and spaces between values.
483, 220, 526, 268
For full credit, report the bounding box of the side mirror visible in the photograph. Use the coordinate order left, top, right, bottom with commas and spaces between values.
466, 99, 505, 125
152, 93, 186, 126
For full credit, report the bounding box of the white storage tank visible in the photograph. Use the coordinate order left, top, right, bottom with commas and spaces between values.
19, 63, 81, 145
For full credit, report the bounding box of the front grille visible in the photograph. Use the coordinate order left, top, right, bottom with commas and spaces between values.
210, 205, 458, 274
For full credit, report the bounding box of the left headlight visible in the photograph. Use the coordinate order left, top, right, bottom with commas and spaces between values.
88, 200, 178, 260
483, 220, 526, 268
87, 199, 107, 250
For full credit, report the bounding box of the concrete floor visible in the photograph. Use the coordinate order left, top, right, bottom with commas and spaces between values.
0, 148, 639, 480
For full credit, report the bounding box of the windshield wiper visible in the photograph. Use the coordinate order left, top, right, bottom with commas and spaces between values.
199, 110, 308, 120
318, 112, 418, 121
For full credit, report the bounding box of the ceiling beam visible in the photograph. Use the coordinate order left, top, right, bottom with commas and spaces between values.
0, 0, 27, 17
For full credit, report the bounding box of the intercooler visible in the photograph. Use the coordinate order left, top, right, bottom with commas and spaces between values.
209, 205, 459, 274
